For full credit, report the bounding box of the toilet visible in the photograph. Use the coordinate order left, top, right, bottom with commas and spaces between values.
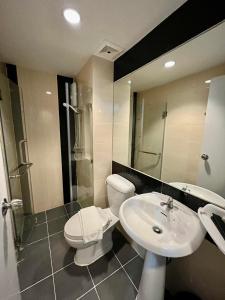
64, 174, 135, 266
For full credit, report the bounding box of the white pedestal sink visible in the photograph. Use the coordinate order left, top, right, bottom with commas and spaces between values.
119, 193, 206, 300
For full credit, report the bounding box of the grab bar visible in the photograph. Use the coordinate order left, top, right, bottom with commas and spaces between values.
9, 162, 33, 179
139, 150, 161, 156
19, 139, 27, 164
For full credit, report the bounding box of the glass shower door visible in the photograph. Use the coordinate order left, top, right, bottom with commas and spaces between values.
0, 71, 33, 247
134, 97, 166, 179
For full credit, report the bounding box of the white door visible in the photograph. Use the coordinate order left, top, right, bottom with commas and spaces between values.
197, 75, 225, 198
0, 123, 20, 299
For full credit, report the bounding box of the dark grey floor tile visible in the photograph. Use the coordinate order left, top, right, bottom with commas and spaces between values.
33, 212, 46, 225
79, 288, 99, 300
54, 263, 93, 299
49, 231, 75, 272
89, 251, 120, 285
25, 223, 47, 244
96, 269, 137, 300
124, 256, 144, 289
65, 201, 80, 216
11, 276, 55, 300
46, 205, 67, 221
48, 215, 68, 235
112, 229, 137, 265
17, 239, 51, 291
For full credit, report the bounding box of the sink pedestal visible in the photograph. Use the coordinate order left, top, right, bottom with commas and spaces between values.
137, 251, 166, 300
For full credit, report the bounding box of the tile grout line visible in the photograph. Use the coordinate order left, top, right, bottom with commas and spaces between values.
45, 211, 57, 300
75, 286, 96, 300
75, 252, 140, 300
47, 213, 68, 223
11, 274, 52, 296
25, 236, 48, 246
113, 250, 139, 292
87, 266, 101, 300
25, 229, 65, 247
53, 261, 75, 275
76, 267, 122, 300
122, 254, 139, 267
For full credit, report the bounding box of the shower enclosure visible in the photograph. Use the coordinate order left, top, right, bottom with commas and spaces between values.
133, 95, 167, 179
62, 79, 94, 208
0, 68, 34, 249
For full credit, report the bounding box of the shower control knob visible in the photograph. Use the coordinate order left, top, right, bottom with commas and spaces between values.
201, 154, 209, 161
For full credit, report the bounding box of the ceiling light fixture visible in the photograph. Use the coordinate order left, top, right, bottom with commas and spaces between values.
46, 91, 52, 95
128, 80, 132, 84
63, 9, 80, 25
205, 80, 211, 84
164, 61, 175, 68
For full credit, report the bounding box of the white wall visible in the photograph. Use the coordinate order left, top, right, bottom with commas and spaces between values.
17, 67, 63, 212
198, 75, 225, 197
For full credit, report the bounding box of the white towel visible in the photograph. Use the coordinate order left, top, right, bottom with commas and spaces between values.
78, 206, 103, 244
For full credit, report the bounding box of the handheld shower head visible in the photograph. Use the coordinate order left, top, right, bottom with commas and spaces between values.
63, 103, 81, 114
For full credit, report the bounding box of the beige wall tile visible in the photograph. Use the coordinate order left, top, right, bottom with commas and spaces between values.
77, 56, 113, 208
113, 80, 131, 165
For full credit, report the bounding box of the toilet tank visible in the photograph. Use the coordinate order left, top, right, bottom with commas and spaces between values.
106, 174, 135, 217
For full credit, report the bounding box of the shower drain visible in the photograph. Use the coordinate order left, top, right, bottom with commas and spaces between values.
152, 226, 162, 234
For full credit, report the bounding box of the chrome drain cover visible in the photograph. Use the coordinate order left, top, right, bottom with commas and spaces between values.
152, 226, 162, 234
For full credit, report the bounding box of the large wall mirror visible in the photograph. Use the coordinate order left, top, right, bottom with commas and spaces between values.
113, 21, 225, 205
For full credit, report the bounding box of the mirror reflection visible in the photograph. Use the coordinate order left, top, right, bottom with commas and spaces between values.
113, 21, 225, 205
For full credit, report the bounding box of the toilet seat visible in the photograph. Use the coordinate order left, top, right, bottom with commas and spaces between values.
64, 207, 117, 242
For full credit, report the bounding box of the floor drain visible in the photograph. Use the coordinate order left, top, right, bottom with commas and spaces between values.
153, 226, 162, 234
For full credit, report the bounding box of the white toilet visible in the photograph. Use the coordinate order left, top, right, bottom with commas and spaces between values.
64, 174, 135, 266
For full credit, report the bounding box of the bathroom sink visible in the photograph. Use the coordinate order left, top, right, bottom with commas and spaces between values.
119, 193, 205, 257
119, 193, 206, 300
170, 182, 225, 208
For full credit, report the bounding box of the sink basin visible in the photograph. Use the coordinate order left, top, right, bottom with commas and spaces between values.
119, 193, 206, 300
120, 192, 205, 257
170, 182, 225, 208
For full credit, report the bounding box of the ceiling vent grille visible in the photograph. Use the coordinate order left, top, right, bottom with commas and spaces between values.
95, 41, 123, 61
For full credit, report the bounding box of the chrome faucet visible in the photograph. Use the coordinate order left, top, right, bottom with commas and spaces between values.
160, 197, 173, 210
182, 185, 191, 193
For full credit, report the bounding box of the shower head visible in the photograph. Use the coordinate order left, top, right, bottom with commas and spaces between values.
63, 103, 81, 114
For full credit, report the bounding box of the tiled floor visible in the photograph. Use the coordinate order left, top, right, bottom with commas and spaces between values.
11, 201, 144, 300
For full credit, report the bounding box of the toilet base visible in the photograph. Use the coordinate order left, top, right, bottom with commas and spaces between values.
74, 227, 114, 266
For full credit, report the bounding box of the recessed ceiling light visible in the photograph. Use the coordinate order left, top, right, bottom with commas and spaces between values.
46, 91, 52, 95
164, 61, 175, 68
205, 80, 211, 84
128, 80, 132, 84
63, 9, 80, 25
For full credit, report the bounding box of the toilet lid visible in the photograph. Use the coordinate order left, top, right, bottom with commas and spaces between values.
64, 207, 111, 241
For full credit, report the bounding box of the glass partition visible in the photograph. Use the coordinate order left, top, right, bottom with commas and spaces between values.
0, 71, 33, 250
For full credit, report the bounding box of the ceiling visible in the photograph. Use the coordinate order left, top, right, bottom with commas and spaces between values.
0, 0, 186, 76
120, 21, 225, 91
